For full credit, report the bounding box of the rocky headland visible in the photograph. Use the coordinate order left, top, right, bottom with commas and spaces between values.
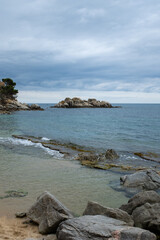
0, 99, 44, 114
53, 97, 120, 108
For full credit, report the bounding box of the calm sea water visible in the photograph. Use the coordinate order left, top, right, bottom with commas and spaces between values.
0, 104, 160, 216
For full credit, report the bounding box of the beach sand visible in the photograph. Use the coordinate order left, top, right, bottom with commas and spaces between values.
0, 216, 42, 240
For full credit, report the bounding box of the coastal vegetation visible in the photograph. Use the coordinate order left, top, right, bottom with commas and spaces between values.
0, 78, 18, 102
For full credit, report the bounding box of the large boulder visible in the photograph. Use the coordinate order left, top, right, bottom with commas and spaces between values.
120, 190, 160, 234
56, 215, 156, 240
27, 192, 73, 234
120, 170, 160, 190
83, 201, 134, 226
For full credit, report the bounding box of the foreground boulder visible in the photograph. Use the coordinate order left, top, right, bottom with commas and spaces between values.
57, 215, 156, 240
120, 170, 160, 190
53, 97, 119, 108
83, 201, 134, 226
27, 192, 73, 234
120, 190, 160, 234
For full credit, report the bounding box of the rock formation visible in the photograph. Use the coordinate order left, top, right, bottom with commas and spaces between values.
120, 170, 160, 190
83, 201, 134, 226
0, 99, 44, 114
27, 192, 73, 234
53, 97, 120, 108
57, 215, 156, 240
120, 190, 160, 234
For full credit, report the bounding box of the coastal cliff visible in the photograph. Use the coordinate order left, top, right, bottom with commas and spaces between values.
53, 97, 120, 108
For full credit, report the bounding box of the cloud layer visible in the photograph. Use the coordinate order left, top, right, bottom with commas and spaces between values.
0, 0, 160, 102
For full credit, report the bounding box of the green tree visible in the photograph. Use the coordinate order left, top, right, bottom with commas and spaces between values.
0, 78, 18, 100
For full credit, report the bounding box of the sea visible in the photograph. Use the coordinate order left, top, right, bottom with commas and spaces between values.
0, 104, 160, 217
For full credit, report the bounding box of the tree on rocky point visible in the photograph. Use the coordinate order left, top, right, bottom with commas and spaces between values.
0, 78, 18, 100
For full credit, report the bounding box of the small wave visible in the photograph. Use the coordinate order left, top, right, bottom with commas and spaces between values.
0, 137, 63, 158
41, 137, 50, 141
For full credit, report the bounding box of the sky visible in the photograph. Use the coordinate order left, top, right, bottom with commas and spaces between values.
0, 0, 160, 103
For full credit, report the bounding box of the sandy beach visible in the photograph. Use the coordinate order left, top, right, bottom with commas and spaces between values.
0, 217, 41, 240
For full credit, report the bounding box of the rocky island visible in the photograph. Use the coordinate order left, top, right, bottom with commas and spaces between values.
53, 97, 120, 108
0, 78, 43, 114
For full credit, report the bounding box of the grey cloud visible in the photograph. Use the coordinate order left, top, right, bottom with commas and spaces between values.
0, 0, 160, 99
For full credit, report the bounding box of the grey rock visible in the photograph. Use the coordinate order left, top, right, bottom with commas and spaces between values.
120, 170, 160, 190
83, 201, 134, 226
56, 215, 156, 240
15, 212, 26, 218
132, 202, 160, 233
120, 190, 160, 215
120, 190, 160, 234
27, 192, 73, 234
105, 149, 119, 160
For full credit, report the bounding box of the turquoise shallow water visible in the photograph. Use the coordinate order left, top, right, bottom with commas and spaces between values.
0, 104, 160, 216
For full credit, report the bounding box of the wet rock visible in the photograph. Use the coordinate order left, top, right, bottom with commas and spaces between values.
134, 152, 160, 163
56, 215, 156, 240
83, 201, 134, 226
53, 97, 119, 108
27, 192, 73, 234
120, 170, 160, 190
105, 149, 119, 160
120, 190, 160, 234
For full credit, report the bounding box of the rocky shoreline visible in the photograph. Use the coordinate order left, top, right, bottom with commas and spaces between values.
0, 99, 44, 114
53, 97, 120, 108
13, 189, 160, 240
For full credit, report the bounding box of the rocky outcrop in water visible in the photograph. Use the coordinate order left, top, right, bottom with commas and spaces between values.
120, 170, 160, 190
0, 99, 44, 114
83, 201, 134, 226
57, 215, 156, 240
27, 192, 73, 234
53, 97, 119, 108
120, 190, 160, 234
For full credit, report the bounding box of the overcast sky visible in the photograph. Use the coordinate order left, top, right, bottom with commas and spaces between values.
0, 0, 160, 103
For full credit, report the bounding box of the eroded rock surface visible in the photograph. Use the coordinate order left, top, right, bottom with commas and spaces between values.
56, 215, 156, 240
27, 192, 73, 234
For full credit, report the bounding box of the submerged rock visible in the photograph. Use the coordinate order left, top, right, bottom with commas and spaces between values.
134, 152, 160, 163
120, 190, 160, 234
0, 190, 28, 199
105, 149, 119, 160
27, 192, 73, 234
53, 97, 120, 108
56, 215, 156, 240
83, 201, 134, 226
120, 169, 160, 190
